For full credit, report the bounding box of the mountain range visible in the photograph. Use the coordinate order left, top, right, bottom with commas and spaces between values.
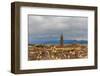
29, 40, 87, 44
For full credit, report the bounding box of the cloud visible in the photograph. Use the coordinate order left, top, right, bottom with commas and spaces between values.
28, 15, 88, 40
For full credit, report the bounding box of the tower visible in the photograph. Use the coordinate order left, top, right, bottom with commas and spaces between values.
60, 33, 64, 46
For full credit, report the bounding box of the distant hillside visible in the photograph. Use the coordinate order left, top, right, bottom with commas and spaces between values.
29, 40, 87, 44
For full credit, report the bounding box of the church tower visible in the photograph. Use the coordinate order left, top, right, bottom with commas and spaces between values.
60, 33, 64, 46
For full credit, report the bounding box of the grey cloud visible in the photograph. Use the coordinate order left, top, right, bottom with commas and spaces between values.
28, 15, 88, 40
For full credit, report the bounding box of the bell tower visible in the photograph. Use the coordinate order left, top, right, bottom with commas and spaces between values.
60, 33, 64, 46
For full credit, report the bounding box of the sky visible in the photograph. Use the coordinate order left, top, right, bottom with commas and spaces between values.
28, 15, 88, 43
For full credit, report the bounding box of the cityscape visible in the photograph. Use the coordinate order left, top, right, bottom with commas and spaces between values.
28, 15, 88, 60
28, 34, 87, 60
